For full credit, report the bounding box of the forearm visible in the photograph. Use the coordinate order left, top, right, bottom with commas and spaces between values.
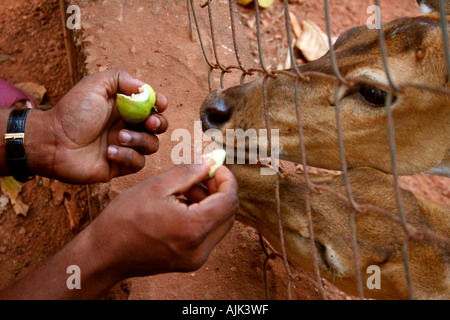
0, 108, 56, 178
0, 223, 121, 300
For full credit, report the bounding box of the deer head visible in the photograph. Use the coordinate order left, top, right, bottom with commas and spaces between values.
200, 15, 450, 176
229, 164, 449, 299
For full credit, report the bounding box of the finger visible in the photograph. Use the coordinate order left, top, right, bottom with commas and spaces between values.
144, 114, 169, 134
107, 145, 146, 174
203, 177, 218, 194
155, 93, 168, 113
92, 67, 145, 97
118, 130, 159, 155
188, 166, 239, 221
156, 164, 211, 196
184, 185, 209, 204
207, 166, 235, 195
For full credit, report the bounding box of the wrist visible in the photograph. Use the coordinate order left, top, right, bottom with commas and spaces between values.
24, 108, 57, 179
0, 219, 123, 299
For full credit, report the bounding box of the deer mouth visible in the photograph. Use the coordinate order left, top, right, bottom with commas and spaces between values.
238, 199, 344, 277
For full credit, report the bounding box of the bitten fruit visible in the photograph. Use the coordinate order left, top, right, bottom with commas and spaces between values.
202, 149, 227, 179
116, 84, 157, 124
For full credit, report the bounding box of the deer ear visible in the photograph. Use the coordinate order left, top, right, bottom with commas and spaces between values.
426, 151, 450, 177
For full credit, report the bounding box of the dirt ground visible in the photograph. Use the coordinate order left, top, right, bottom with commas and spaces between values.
0, 0, 448, 300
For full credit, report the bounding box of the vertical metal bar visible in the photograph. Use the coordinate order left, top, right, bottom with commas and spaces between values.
334, 85, 359, 210
294, 82, 314, 190
189, 0, 216, 69
259, 234, 272, 300
373, 0, 413, 298
207, 67, 213, 92
220, 70, 226, 89
275, 179, 293, 284
263, 77, 273, 155
228, 0, 249, 74
254, 0, 276, 77
384, 91, 415, 299
263, 77, 294, 285
324, 0, 347, 85
374, 0, 401, 92
402, 239, 414, 299
240, 72, 247, 85
438, 0, 450, 77
350, 213, 364, 299
305, 191, 325, 299
206, 0, 229, 72
283, 0, 307, 80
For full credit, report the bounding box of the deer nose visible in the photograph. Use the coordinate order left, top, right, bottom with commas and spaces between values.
200, 91, 232, 131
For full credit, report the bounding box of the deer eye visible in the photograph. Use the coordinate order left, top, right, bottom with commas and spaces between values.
359, 84, 390, 106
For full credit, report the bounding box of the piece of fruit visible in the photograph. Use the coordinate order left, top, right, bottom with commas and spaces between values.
116, 84, 157, 124
237, 0, 274, 8
202, 149, 227, 178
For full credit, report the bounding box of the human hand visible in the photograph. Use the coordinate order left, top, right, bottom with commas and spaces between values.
0, 164, 238, 299
91, 164, 239, 280
33, 67, 169, 184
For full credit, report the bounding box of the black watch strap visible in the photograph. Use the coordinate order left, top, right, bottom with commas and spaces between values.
5, 108, 35, 183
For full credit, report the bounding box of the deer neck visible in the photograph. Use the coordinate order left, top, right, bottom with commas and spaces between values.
426, 150, 450, 177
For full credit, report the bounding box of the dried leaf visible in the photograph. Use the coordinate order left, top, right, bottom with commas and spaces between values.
14, 82, 47, 104
11, 195, 29, 217
0, 176, 23, 201
290, 14, 337, 62
0, 194, 9, 214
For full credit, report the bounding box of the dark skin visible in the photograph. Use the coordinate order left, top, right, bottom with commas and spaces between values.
0, 68, 170, 182
0, 68, 239, 299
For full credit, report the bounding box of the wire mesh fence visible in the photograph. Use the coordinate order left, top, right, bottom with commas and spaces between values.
188, 0, 450, 300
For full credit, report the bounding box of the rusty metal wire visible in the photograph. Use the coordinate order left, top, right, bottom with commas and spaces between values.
188, 0, 450, 300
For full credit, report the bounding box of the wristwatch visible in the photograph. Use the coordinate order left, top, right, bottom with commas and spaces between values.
5, 108, 35, 183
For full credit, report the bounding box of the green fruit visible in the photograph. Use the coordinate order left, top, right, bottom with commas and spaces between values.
116, 84, 157, 124
203, 149, 227, 178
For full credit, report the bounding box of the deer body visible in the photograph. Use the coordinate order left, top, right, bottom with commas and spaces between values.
200, 12, 450, 299
230, 164, 449, 300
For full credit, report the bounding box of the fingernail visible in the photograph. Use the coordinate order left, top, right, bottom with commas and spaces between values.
150, 115, 161, 130
120, 131, 132, 144
108, 146, 118, 156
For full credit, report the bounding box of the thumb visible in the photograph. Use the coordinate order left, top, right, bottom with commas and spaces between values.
157, 164, 211, 196
90, 67, 145, 97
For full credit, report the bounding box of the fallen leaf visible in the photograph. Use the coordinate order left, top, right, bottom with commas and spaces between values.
14, 82, 47, 104
290, 13, 337, 62
11, 195, 29, 217
0, 176, 23, 201
0, 194, 9, 214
